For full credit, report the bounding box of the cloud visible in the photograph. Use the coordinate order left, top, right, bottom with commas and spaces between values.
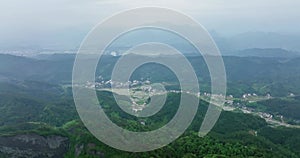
0, 0, 299, 49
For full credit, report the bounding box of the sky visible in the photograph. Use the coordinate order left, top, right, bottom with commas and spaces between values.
0, 0, 300, 49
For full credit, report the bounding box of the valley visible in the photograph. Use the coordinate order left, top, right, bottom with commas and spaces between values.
1, 54, 300, 157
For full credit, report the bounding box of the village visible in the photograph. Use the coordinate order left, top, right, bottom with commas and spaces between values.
81, 77, 300, 128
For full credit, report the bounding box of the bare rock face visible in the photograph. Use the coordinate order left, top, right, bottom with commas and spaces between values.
0, 134, 69, 158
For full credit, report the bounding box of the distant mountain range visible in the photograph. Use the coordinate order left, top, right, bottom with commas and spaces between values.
226, 48, 300, 58
2, 31, 300, 55
212, 31, 300, 53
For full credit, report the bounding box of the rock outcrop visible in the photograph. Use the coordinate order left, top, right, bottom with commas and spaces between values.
0, 134, 69, 158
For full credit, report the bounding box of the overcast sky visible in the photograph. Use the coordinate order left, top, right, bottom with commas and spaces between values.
0, 0, 299, 49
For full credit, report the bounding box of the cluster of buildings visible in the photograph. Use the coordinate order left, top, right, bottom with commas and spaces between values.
84, 78, 151, 89
242, 93, 258, 99
258, 112, 273, 119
